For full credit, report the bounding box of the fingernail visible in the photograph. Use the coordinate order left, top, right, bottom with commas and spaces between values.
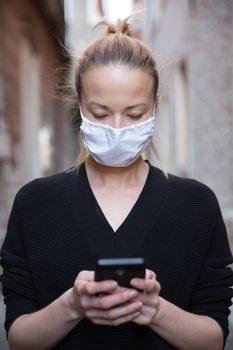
134, 301, 142, 308
129, 290, 138, 297
109, 281, 118, 288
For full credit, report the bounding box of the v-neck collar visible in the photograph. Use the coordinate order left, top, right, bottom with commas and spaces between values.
67, 161, 171, 259
84, 162, 152, 234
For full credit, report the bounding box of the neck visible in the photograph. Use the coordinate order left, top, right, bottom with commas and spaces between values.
85, 156, 149, 189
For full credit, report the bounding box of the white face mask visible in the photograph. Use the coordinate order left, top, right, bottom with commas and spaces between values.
79, 107, 155, 167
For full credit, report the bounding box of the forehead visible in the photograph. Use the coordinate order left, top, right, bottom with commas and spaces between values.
81, 65, 154, 105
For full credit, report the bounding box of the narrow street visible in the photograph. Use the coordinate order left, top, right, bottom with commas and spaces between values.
0, 0, 233, 348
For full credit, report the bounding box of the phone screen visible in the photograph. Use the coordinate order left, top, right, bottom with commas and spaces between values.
95, 257, 145, 288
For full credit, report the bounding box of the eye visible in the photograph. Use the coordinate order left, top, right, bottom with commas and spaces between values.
127, 114, 143, 120
93, 114, 108, 119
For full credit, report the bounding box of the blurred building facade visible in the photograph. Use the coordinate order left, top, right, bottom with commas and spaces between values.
0, 0, 75, 248
65, 0, 103, 52
141, 0, 233, 245
0, 1, 77, 348
140, 0, 233, 348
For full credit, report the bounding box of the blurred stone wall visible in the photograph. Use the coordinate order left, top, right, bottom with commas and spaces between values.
142, 0, 233, 348
0, 1, 75, 348
0, 0, 74, 246
142, 0, 233, 244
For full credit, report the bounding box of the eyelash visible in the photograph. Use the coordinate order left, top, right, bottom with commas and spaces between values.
128, 115, 143, 119
93, 114, 108, 119
93, 114, 143, 120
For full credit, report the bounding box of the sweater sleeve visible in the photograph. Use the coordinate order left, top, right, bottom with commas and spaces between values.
188, 198, 233, 346
0, 191, 39, 338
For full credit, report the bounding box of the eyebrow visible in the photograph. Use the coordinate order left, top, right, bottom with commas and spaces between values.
87, 102, 148, 110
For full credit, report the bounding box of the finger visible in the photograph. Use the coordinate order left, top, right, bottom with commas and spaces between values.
107, 285, 129, 294
132, 311, 150, 325
132, 302, 161, 325
130, 278, 160, 293
91, 312, 140, 326
134, 294, 160, 309
145, 269, 156, 280
129, 269, 157, 291
91, 289, 139, 310
86, 300, 143, 320
130, 278, 154, 291
77, 280, 118, 296
77, 270, 95, 281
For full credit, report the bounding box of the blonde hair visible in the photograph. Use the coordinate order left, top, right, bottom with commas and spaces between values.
69, 14, 167, 177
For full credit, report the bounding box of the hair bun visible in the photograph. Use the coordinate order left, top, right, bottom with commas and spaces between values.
93, 9, 146, 37
93, 16, 133, 37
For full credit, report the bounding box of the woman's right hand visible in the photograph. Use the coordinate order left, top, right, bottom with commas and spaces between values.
66, 270, 143, 326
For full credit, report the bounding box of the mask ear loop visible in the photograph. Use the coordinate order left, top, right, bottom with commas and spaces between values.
152, 102, 156, 118
79, 105, 84, 119
79, 106, 92, 124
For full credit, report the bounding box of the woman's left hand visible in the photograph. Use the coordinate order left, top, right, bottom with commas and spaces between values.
129, 269, 161, 325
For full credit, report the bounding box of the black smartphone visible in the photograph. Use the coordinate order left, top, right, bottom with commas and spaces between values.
95, 257, 145, 288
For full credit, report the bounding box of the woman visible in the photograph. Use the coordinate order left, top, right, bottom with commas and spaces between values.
1, 17, 233, 350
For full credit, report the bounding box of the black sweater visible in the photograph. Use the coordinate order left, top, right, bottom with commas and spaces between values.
1, 163, 233, 350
